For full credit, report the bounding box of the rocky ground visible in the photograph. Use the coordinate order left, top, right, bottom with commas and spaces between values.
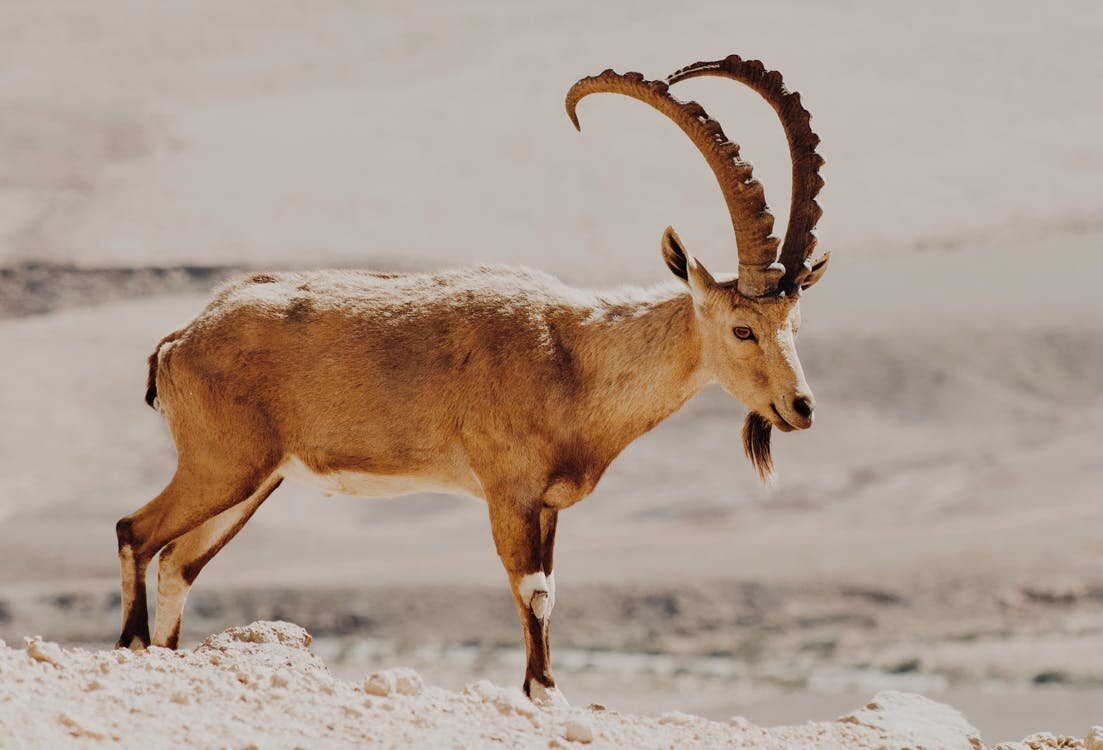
3, 621, 1099, 750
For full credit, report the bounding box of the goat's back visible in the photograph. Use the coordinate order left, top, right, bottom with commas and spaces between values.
152, 266, 590, 482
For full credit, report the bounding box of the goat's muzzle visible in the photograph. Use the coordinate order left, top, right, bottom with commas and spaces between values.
771, 393, 814, 431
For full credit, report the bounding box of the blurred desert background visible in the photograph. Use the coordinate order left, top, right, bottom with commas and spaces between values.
0, 0, 1100, 744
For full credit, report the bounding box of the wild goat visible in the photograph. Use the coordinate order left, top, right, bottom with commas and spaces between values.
116, 54, 830, 706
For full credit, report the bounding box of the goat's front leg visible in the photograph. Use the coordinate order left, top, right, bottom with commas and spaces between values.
488, 502, 567, 707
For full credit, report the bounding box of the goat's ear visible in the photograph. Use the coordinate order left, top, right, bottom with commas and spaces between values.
662, 227, 714, 303
800, 252, 831, 290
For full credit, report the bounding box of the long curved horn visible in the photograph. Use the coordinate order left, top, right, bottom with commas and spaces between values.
667, 55, 824, 291
566, 69, 785, 297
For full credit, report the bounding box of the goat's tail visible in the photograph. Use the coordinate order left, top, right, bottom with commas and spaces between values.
145, 329, 186, 410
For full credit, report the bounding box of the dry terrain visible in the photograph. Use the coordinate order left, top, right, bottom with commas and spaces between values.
0, 0, 1101, 745
4, 620, 1102, 749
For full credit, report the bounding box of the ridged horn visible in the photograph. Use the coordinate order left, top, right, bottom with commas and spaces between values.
566, 69, 785, 297
667, 55, 825, 291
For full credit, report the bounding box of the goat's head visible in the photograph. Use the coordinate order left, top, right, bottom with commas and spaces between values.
567, 55, 831, 480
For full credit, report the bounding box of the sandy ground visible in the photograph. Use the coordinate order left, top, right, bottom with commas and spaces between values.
0, 0, 1101, 744
2, 620, 1098, 749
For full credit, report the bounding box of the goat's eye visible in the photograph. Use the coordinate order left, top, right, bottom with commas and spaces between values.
733, 326, 755, 341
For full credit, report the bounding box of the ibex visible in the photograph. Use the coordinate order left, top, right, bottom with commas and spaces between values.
116, 54, 830, 706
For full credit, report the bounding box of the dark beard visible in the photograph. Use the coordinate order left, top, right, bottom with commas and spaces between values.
742, 411, 774, 482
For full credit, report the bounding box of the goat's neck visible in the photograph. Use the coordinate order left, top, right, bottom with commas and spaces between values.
573, 286, 709, 449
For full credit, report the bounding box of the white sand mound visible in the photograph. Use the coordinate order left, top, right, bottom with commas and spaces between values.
0, 621, 1094, 749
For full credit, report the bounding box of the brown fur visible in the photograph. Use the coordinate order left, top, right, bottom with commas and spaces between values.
118, 50, 834, 691
116, 244, 825, 696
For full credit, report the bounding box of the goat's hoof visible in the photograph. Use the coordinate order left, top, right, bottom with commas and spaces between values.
528, 682, 569, 708
116, 635, 148, 651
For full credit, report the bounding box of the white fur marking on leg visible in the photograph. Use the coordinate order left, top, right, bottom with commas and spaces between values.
547, 572, 556, 613
531, 591, 550, 620
518, 571, 549, 620
118, 546, 136, 629
152, 569, 190, 646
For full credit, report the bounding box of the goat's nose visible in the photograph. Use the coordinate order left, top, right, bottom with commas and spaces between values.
792, 395, 814, 419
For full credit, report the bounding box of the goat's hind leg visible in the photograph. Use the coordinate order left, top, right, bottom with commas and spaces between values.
115, 467, 275, 649
152, 476, 282, 649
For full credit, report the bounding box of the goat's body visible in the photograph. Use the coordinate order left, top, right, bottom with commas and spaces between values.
118, 266, 708, 695
151, 267, 702, 507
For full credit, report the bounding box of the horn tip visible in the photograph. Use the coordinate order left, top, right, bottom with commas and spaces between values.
565, 99, 582, 131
